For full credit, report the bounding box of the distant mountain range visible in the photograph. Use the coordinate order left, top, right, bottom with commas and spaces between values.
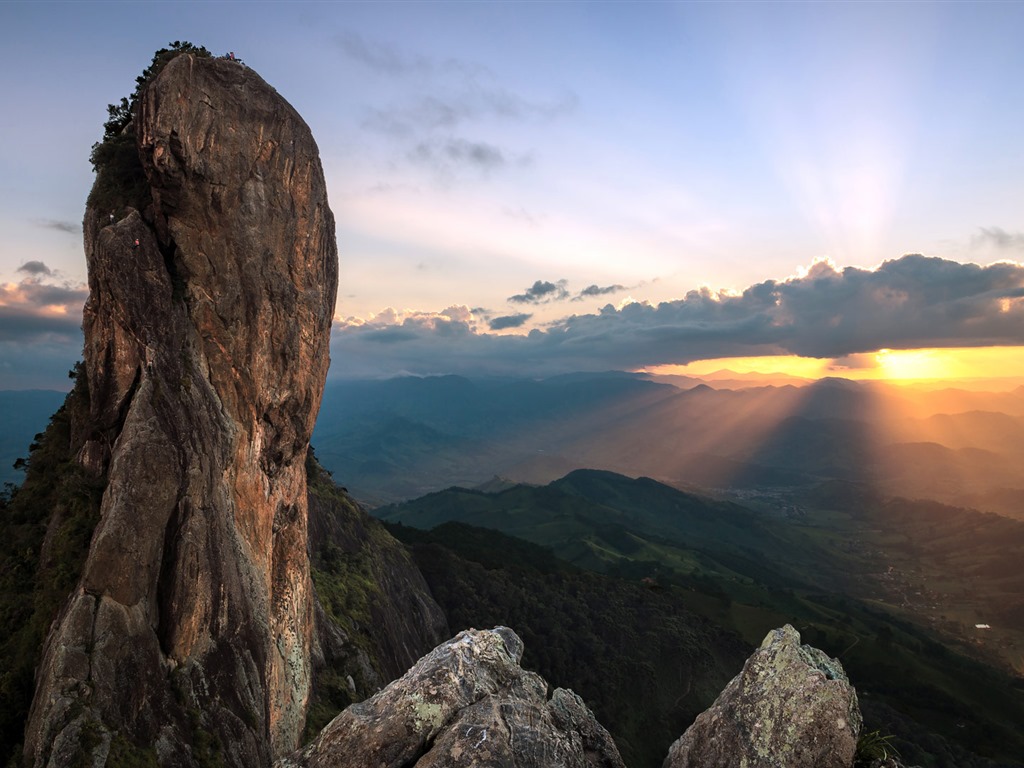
0, 390, 66, 488
7, 373, 1023, 517
309, 372, 1024, 516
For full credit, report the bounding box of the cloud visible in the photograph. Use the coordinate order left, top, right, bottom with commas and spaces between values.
409, 138, 515, 175
336, 305, 480, 336
508, 279, 570, 304
973, 226, 1024, 252
0, 276, 87, 343
574, 283, 626, 301
17, 261, 52, 276
0, 273, 85, 387
342, 30, 575, 184
34, 219, 80, 235
489, 313, 532, 330
328, 255, 1024, 379
827, 353, 880, 371
502, 207, 543, 227
335, 30, 432, 76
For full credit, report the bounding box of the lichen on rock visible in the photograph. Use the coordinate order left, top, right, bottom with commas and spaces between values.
663, 624, 862, 768
281, 627, 626, 768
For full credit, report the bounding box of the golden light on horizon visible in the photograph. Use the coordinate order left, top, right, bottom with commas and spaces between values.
641, 355, 831, 380
872, 349, 948, 381
641, 346, 1024, 385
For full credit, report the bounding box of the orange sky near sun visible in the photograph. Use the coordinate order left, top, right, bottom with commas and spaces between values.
642, 346, 1024, 386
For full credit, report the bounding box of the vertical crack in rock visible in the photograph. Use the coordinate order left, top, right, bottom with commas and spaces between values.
24, 54, 337, 768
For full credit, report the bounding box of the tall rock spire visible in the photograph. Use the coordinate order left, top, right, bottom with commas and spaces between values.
25, 53, 338, 767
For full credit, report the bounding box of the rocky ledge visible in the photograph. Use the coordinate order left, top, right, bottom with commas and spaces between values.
280, 627, 625, 768
664, 624, 862, 768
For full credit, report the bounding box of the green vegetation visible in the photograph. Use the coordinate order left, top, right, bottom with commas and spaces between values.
88, 41, 211, 214
307, 450, 387, 644
301, 666, 359, 744
105, 734, 159, 768
856, 729, 901, 766
67, 719, 103, 768
311, 550, 380, 644
390, 521, 747, 768
301, 450, 404, 740
379, 470, 1024, 767
0, 366, 105, 765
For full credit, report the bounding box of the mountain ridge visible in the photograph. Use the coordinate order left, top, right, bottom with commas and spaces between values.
377, 468, 1024, 766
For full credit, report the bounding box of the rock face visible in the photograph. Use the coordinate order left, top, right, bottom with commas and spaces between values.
281, 627, 625, 768
663, 625, 862, 768
24, 54, 337, 767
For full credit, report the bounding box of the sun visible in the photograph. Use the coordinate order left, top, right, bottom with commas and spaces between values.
872, 349, 949, 381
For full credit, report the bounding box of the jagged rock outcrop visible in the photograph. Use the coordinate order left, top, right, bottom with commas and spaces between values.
281, 627, 625, 768
24, 54, 337, 767
663, 625, 862, 768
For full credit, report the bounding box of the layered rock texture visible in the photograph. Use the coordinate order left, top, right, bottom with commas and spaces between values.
281, 627, 625, 768
24, 54, 338, 766
663, 625, 862, 768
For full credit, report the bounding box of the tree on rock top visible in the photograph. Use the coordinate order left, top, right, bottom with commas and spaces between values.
88, 42, 211, 213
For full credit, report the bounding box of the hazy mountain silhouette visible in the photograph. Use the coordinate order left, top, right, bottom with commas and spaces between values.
311, 373, 1024, 513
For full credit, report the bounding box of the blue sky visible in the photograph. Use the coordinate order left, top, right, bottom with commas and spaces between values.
2, 1, 1023, 387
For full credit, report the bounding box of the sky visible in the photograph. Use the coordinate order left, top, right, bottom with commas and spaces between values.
2, 1, 1024, 389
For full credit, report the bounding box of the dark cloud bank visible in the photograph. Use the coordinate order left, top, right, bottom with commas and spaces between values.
331, 255, 1024, 379
5, 255, 1023, 387
0, 267, 87, 389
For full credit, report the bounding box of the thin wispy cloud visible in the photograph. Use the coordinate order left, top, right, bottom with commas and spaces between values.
973, 226, 1024, 252
409, 138, 521, 176
501, 206, 543, 227
574, 284, 626, 301
330, 255, 1024, 379
34, 219, 80, 235
339, 29, 575, 185
335, 30, 432, 76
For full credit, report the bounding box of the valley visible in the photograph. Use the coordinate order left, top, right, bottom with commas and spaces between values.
311, 372, 1024, 517
377, 469, 1024, 766
307, 370, 1024, 765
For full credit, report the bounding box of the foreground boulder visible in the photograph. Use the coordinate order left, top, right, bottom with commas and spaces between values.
281, 627, 625, 768
24, 53, 337, 767
663, 625, 861, 768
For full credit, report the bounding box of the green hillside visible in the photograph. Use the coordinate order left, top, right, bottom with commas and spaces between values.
389, 521, 750, 768
378, 470, 1024, 767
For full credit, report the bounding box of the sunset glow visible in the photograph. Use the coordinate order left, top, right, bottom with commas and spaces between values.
2, 3, 1024, 390
642, 346, 1024, 385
